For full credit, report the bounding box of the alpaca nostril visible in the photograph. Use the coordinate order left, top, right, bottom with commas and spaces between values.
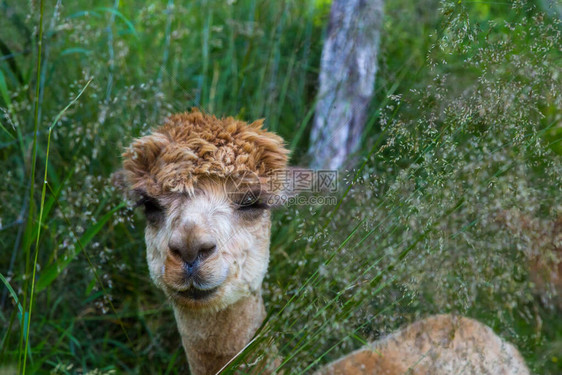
170, 246, 182, 258
168, 241, 184, 262
198, 241, 217, 261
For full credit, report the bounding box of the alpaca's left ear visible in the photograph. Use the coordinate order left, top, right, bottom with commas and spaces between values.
112, 169, 146, 204
111, 169, 138, 202
111, 169, 128, 192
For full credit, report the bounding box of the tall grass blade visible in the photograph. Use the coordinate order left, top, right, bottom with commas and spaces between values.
22, 78, 91, 373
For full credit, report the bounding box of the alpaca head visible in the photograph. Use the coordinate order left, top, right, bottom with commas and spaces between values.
119, 110, 289, 312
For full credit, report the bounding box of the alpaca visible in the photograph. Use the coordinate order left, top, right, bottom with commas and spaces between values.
315, 314, 529, 375
118, 110, 529, 374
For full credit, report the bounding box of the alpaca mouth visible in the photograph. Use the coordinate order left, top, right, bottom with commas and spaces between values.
176, 286, 218, 300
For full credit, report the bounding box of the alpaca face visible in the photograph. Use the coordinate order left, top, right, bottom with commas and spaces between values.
120, 111, 289, 312
140, 178, 272, 312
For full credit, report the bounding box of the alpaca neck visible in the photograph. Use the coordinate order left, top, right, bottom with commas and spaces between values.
173, 293, 266, 375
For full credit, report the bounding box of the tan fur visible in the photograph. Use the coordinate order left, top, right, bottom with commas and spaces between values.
316, 314, 529, 375
120, 111, 529, 375
175, 294, 267, 375
122, 109, 289, 196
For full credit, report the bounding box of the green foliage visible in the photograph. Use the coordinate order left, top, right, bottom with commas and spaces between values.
0, 0, 560, 374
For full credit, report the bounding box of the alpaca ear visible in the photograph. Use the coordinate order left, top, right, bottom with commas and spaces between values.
111, 169, 129, 194
112, 170, 148, 204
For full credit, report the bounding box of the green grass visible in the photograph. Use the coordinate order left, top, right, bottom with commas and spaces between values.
1, 0, 561, 374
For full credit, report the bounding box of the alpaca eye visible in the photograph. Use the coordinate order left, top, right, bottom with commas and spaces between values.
237, 201, 269, 211
136, 196, 165, 225
235, 192, 268, 211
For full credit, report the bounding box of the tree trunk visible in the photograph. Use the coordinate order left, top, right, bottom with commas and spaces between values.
309, 0, 383, 170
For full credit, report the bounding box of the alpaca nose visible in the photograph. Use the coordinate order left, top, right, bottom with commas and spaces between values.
169, 237, 217, 266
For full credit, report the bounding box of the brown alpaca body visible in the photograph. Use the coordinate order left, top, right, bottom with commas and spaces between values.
119, 110, 529, 375
316, 314, 529, 375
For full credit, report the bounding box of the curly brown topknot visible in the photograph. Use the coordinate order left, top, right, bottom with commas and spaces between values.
121, 109, 290, 196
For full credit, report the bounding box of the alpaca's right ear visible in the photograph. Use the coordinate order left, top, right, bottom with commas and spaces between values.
111, 169, 149, 204
111, 169, 141, 203
111, 169, 129, 194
